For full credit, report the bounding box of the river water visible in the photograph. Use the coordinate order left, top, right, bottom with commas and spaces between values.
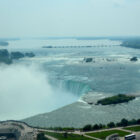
0, 38, 140, 124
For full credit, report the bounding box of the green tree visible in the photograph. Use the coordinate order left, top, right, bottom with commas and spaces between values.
137, 119, 140, 124
128, 119, 137, 125
98, 124, 104, 129
93, 124, 100, 130
121, 118, 128, 126
107, 122, 115, 128
83, 124, 92, 131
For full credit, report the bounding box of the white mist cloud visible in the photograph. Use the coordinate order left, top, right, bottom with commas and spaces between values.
0, 63, 78, 120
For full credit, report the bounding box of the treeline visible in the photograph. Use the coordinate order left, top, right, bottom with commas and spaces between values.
0, 49, 35, 64
83, 118, 140, 131
36, 118, 140, 132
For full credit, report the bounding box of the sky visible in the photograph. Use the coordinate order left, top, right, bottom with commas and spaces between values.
0, 0, 140, 38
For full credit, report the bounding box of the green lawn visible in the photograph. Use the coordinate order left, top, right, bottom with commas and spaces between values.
45, 131, 95, 140
124, 126, 140, 132
87, 129, 131, 140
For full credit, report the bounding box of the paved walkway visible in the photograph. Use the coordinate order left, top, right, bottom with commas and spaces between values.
40, 125, 140, 140
84, 134, 102, 140
45, 134, 58, 140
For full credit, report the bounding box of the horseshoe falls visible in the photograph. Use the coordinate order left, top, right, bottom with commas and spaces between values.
1, 38, 140, 127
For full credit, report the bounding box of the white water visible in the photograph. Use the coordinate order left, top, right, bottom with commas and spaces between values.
1, 38, 140, 121
0, 63, 78, 120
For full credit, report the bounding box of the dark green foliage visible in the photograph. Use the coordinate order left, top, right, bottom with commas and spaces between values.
25, 52, 35, 57
82, 118, 140, 132
107, 122, 115, 128
11, 52, 35, 59
35, 118, 140, 134
116, 122, 122, 127
37, 133, 48, 140
83, 124, 92, 131
128, 119, 137, 125
120, 118, 129, 126
92, 124, 100, 130
11, 52, 24, 59
82, 124, 104, 131
97, 94, 135, 105
115, 119, 129, 127
0, 49, 12, 64
0, 49, 35, 64
137, 119, 140, 124
98, 124, 104, 129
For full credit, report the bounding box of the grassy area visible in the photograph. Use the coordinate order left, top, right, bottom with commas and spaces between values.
87, 129, 131, 140
124, 126, 140, 132
96, 94, 135, 105
45, 131, 95, 140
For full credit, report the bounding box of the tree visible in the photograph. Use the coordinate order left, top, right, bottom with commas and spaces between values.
121, 118, 128, 126
93, 124, 100, 130
83, 124, 92, 131
137, 119, 140, 124
0, 49, 12, 64
99, 124, 104, 129
107, 122, 115, 128
116, 122, 122, 127
11, 52, 24, 59
128, 119, 137, 125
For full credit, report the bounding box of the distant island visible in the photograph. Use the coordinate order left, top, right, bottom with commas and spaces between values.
96, 94, 135, 105
121, 39, 140, 49
0, 49, 35, 64
0, 41, 9, 46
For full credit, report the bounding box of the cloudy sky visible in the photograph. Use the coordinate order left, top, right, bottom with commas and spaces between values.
0, 0, 140, 37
